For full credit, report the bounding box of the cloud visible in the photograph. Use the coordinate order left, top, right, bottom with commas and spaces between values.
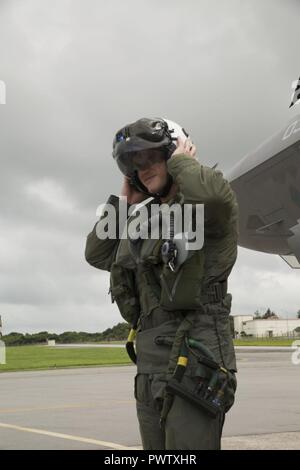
25, 178, 76, 213
0, 0, 299, 333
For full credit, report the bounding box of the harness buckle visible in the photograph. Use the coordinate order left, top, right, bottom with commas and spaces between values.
206, 281, 227, 303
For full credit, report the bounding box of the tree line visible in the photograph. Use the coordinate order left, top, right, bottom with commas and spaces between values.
2, 322, 130, 346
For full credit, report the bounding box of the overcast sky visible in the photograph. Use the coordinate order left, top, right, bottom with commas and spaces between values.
0, 0, 300, 334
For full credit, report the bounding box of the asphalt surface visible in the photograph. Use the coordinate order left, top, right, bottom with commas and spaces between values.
0, 350, 300, 450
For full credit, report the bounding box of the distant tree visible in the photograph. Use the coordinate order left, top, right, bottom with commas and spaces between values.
59, 331, 81, 343
101, 323, 130, 341
297, 310, 300, 319
2, 332, 25, 346
254, 310, 262, 319
262, 308, 279, 319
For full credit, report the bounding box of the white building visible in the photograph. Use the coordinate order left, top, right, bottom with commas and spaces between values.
232, 315, 253, 336
233, 315, 300, 337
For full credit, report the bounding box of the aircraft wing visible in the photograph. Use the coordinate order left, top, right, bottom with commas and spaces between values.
224, 115, 300, 268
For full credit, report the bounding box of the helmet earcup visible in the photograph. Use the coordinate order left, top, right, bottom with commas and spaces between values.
166, 142, 177, 159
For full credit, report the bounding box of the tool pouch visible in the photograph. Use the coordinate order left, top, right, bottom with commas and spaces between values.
165, 338, 236, 418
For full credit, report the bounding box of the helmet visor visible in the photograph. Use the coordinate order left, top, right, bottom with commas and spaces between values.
117, 148, 166, 176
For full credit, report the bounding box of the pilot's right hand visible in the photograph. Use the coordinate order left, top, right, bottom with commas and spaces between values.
121, 176, 148, 205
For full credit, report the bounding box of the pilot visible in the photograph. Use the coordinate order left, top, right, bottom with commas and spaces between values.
85, 117, 239, 450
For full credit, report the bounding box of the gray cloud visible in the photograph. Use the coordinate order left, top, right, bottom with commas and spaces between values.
0, 0, 300, 333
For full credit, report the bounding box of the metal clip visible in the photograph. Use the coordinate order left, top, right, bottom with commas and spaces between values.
108, 286, 115, 303
168, 260, 176, 272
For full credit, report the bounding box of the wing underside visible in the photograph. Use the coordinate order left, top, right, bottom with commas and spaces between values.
226, 116, 300, 268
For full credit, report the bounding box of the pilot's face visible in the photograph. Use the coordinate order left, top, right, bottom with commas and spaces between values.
133, 149, 169, 194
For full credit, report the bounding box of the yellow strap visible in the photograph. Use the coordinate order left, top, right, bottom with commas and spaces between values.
127, 329, 137, 343
220, 367, 228, 374
177, 356, 188, 367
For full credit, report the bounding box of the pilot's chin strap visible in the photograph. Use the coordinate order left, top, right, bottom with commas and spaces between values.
131, 171, 174, 200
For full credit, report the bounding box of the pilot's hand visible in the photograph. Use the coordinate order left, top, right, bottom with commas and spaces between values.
171, 136, 197, 159
121, 176, 148, 205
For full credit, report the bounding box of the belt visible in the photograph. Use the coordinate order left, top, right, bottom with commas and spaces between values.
200, 280, 227, 304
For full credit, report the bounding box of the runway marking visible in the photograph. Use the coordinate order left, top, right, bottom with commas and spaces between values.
0, 404, 91, 414
0, 422, 138, 450
0, 400, 133, 414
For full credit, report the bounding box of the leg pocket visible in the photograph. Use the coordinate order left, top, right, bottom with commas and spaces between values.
215, 310, 237, 371
135, 373, 166, 450
134, 373, 152, 405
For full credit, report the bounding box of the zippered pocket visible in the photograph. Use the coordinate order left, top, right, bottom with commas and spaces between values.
159, 250, 205, 311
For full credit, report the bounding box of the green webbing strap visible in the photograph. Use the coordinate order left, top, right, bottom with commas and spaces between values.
125, 286, 141, 365
126, 328, 137, 364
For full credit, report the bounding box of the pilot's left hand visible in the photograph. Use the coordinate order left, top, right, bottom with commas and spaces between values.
171, 136, 197, 159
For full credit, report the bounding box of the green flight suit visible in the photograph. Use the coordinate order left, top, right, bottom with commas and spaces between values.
85, 153, 239, 450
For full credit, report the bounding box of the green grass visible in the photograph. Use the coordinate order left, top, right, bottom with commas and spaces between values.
0, 345, 131, 373
234, 338, 294, 347
1, 338, 296, 373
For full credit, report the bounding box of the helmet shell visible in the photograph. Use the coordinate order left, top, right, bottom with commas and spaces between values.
112, 117, 189, 176
162, 118, 189, 147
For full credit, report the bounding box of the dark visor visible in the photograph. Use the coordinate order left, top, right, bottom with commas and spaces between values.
117, 149, 166, 175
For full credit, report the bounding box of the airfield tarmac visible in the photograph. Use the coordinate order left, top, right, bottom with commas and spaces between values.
0, 349, 300, 450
